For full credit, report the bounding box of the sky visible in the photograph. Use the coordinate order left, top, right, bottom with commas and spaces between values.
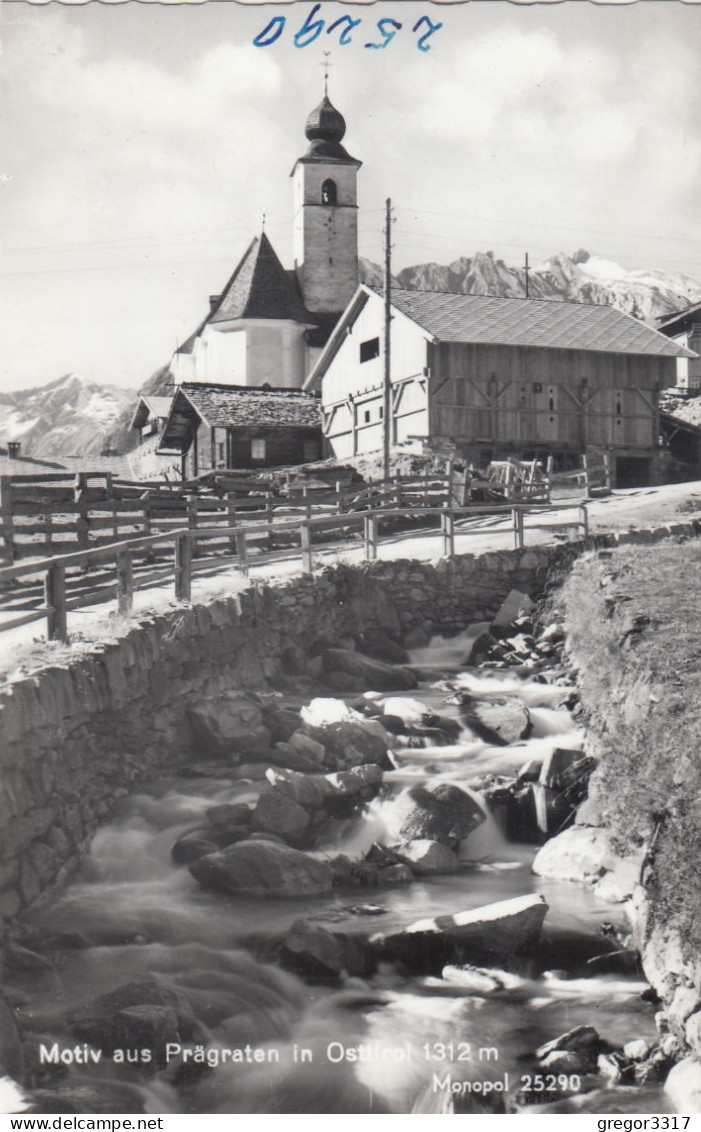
1, 0, 701, 393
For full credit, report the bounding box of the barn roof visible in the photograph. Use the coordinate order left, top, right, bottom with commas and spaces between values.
389, 289, 695, 358
657, 300, 701, 335
158, 383, 321, 451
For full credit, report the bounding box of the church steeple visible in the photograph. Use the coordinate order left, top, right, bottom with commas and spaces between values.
292, 87, 361, 317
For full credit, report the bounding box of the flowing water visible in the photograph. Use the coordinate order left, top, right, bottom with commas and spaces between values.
9, 629, 666, 1115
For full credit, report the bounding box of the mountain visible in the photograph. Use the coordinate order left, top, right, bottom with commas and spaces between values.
361, 249, 701, 324
0, 374, 137, 458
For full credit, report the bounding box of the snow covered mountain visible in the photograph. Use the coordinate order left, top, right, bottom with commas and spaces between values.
0, 374, 137, 458
361, 249, 701, 324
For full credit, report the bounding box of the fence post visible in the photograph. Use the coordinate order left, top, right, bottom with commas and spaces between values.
235, 530, 249, 576
174, 534, 192, 601
335, 481, 344, 515
224, 493, 237, 555
441, 508, 455, 557
0, 477, 14, 565
300, 522, 313, 574
74, 473, 89, 550
582, 453, 591, 498
603, 451, 612, 491
395, 477, 403, 509
116, 549, 134, 614
364, 514, 378, 561
579, 503, 590, 538
187, 495, 198, 558
512, 508, 525, 550
45, 563, 67, 642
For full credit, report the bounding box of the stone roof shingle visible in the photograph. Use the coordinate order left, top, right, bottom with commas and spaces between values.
171, 383, 321, 434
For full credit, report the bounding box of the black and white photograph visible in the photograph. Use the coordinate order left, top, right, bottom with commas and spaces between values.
1, 0, 701, 1117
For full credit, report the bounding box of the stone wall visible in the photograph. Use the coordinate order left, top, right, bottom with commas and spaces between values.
0, 519, 695, 924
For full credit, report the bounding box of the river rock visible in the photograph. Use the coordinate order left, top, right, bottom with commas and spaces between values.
205, 803, 251, 829
304, 720, 391, 771
270, 742, 325, 773
321, 648, 418, 692
189, 841, 333, 898
532, 826, 612, 883
266, 708, 303, 744
171, 828, 220, 865
252, 789, 311, 843
395, 839, 460, 876
665, 1057, 701, 1113
374, 894, 548, 972
493, 590, 536, 629
540, 748, 595, 791
355, 632, 410, 665
69, 981, 195, 1055
279, 920, 375, 981
288, 730, 327, 765
187, 696, 270, 759
463, 630, 497, 666
450, 694, 531, 746
536, 1025, 603, 1073
266, 765, 383, 810
398, 783, 486, 845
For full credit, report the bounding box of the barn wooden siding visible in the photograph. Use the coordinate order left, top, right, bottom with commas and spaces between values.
428, 342, 676, 458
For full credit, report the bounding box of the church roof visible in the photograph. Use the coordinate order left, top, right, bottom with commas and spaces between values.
159, 383, 322, 450
209, 233, 310, 325
294, 93, 361, 168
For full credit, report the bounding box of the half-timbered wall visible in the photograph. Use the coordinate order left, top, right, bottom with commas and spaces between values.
429, 341, 675, 458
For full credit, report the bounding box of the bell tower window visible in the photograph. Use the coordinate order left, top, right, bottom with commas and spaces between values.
321, 179, 337, 205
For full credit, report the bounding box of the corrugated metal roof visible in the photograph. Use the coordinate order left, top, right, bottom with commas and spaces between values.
389, 290, 694, 358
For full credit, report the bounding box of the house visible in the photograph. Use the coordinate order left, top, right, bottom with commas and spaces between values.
142, 87, 362, 475
157, 384, 322, 478
657, 302, 701, 391
305, 285, 694, 488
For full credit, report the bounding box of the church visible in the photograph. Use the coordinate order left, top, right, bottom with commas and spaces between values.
133, 86, 361, 478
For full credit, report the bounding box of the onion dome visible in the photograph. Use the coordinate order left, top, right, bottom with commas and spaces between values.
305, 95, 347, 146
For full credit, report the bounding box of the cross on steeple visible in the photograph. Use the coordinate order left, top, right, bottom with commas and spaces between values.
322, 52, 331, 95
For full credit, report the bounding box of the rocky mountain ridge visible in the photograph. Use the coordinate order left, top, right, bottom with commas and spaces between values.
0, 374, 137, 459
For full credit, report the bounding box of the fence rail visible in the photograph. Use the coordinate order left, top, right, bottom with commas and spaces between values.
0, 501, 589, 644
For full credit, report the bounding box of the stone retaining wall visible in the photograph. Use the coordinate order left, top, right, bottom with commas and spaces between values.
0, 519, 696, 924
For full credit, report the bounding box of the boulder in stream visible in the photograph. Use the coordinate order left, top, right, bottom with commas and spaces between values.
252, 789, 312, 844
189, 840, 333, 897
266, 764, 383, 810
398, 783, 486, 846
279, 919, 375, 980
532, 825, 613, 884
536, 1025, 606, 1073
187, 696, 270, 759
304, 719, 391, 771
355, 631, 410, 665
492, 590, 536, 629
68, 980, 195, 1058
321, 648, 418, 692
447, 693, 531, 746
664, 1057, 701, 1113
395, 839, 460, 876
373, 893, 548, 973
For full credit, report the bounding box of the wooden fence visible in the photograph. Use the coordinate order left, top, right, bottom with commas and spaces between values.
0, 501, 589, 643
0, 471, 453, 567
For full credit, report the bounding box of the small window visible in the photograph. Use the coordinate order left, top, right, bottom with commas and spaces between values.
360, 337, 380, 363
379, 406, 384, 419
321, 179, 337, 205
364, 409, 371, 423
251, 438, 266, 460
217, 442, 225, 464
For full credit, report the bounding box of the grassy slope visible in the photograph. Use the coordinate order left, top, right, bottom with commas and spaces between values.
557, 540, 701, 955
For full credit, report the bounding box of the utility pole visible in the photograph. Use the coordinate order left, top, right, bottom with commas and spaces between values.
524, 252, 530, 299
383, 197, 393, 483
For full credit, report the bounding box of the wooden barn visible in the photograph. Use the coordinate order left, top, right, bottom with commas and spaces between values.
306, 286, 694, 487
157, 383, 322, 478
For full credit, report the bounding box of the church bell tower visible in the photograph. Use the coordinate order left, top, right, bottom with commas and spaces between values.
292, 88, 361, 316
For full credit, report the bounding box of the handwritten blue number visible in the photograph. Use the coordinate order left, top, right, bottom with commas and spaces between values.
327, 15, 362, 46
412, 16, 443, 52
365, 17, 402, 50
253, 15, 286, 47
295, 4, 325, 47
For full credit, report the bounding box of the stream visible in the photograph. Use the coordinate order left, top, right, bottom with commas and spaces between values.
6, 629, 666, 1115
